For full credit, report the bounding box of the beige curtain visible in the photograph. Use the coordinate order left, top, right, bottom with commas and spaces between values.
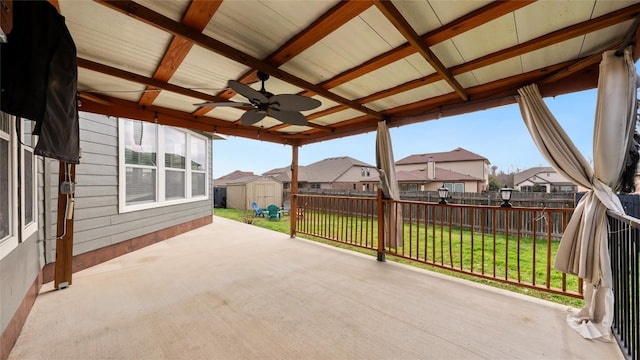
376, 121, 403, 248
516, 47, 637, 341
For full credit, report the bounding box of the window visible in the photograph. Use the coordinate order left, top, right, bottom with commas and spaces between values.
21, 118, 37, 230
443, 182, 464, 193
164, 127, 186, 200
190, 136, 206, 197
119, 119, 208, 212
400, 183, 418, 192
0, 113, 12, 252
310, 183, 320, 189
0, 113, 37, 259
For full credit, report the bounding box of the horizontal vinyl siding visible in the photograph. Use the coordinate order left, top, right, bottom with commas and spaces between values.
46, 113, 212, 261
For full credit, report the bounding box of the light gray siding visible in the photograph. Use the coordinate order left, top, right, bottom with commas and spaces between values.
0, 156, 44, 335
44, 113, 213, 262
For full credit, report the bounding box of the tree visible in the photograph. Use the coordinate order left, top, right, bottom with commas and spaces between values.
488, 175, 502, 191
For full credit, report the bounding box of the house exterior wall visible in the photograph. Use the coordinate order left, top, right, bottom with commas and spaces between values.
0, 159, 44, 344
44, 113, 213, 259
397, 160, 488, 182
422, 181, 479, 192
2, 114, 214, 358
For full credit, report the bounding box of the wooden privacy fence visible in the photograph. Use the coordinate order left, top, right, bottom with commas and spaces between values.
295, 192, 582, 298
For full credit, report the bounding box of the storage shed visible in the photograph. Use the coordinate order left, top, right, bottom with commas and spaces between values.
226, 176, 283, 210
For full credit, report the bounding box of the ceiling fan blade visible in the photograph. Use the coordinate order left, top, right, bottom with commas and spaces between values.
268, 109, 308, 126
228, 80, 268, 104
240, 109, 266, 126
268, 94, 321, 111
193, 101, 253, 107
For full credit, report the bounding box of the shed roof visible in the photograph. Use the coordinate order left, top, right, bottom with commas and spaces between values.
226, 175, 282, 185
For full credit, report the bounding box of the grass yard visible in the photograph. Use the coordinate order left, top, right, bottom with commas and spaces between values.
213, 208, 583, 307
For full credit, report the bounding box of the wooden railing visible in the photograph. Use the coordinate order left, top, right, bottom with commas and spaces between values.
295, 192, 582, 298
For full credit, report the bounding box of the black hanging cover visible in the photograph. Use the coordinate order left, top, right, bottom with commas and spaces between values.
1, 0, 80, 163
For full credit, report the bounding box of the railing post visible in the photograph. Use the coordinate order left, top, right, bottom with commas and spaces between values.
377, 188, 385, 262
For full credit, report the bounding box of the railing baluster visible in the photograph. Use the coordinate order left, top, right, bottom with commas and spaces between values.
294, 195, 582, 299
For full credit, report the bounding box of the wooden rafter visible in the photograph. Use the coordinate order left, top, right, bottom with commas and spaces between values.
298, 2, 640, 125
139, 0, 221, 106
297, 58, 598, 144
193, 0, 373, 121
77, 57, 232, 104
96, 0, 384, 120
373, 0, 468, 101
302, 0, 534, 94
62, 1, 640, 147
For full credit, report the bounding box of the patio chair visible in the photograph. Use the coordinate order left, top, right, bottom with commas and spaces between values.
251, 202, 264, 217
281, 200, 290, 216
267, 204, 280, 221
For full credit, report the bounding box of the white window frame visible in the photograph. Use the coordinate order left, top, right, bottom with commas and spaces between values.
0, 113, 17, 259
443, 182, 464, 193
20, 118, 38, 239
118, 118, 209, 213
0, 115, 37, 259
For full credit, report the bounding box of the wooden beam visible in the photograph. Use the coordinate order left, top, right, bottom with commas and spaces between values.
139, 0, 221, 106
195, 0, 373, 117
322, 2, 640, 110
452, 3, 640, 75
77, 57, 230, 104
373, 0, 468, 101
54, 162, 75, 290
78, 93, 291, 144
96, 0, 384, 120
290, 140, 299, 238
240, 0, 373, 85
303, 0, 533, 94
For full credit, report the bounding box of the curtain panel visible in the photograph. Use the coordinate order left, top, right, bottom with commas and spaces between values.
516, 47, 637, 341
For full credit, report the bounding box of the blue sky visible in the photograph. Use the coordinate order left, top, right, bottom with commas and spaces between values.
212, 89, 598, 178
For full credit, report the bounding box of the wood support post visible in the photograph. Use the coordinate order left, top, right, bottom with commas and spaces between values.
54, 161, 75, 289
290, 140, 299, 238
377, 188, 385, 261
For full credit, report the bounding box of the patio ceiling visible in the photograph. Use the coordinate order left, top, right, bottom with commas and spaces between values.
61, 0, 640, 146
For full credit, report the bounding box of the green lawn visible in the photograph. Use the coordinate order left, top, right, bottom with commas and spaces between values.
213, 208, 583, 307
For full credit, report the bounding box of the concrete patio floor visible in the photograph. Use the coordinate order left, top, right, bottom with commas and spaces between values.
8, 216, 623, 359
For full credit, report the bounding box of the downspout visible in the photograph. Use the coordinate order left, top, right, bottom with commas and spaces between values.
290, 139, 299, 238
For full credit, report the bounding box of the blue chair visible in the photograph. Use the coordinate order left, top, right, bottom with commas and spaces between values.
267, 204, 280, 221
251, 202, 264, 217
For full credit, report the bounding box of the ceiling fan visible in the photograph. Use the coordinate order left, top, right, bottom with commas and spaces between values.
195, 71, 321, 126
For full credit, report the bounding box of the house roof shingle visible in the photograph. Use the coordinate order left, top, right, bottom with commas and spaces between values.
264, 156, 375, 183
365, 168, 480, 183
513, 167, 555, 185
396, 147, 488, 165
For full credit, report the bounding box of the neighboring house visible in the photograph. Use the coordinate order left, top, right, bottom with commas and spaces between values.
393, 147, 490, 192
514, 167, 577, 193
225, 175, 283, 210
264, 156, 379, 195
1, 112, 217, 346
213, 170, 255, 208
